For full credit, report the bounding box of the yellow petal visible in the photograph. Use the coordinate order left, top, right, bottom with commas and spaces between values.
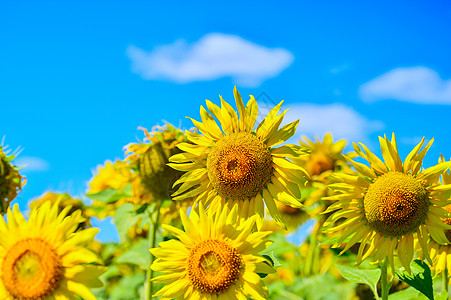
403, 137, 425, 172
245, 95, 258, 132
200, 105, 224, 139
357, 142, 388, 174
267, 120, 299, 147
262, 189, 286, 230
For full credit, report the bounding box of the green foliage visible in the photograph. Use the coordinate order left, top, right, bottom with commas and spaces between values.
99, 243, 121, 264
388, 287, 447, 300
264, 232, 298, 260
258, 254, 275, 279
436, 290, 449, 300
336, 264, 381, 299
396, 260, 434, 300
116, 239, 150, 270
388, 287, 428, 299
113, 203, 140, 242
268, 274, 355, 300
113, 203, 154, 242
87, 184, 132, 203
109, 274, 145, 300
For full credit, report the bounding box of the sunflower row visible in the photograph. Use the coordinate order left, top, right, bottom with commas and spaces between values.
1, 87, 451, 299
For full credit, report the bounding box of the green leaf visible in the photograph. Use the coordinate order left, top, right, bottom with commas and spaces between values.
138, 206, 153, 228
99, 264, 122, 282
135, 203, 149, 214
116, 239, 150, 270
388, 287, 428, 300
395, 259, 434, 300
99, 242, 120, 262
257, 254, 274, 279
109, 274, 145, 300
264, 233, 297, 257
262, 254, 274, 266
86, 184, 132, 204
435, 290, 449, 300
113, 203, 139, 242
336, 264, 381, 299
271, 274, 355, 300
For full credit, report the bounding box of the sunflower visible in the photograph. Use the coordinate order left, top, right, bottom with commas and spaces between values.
168, 87, 309, 228
0, 202, 105, 299
88, 159, 131, 195
150, 203, 275, 299
292, 134, 355, 215
124, 124, 193, 228
29, 191, 91, 229
429, 205, 451, 280
86, 160, 149, 240
0, 142, 25, 214
276, 202, 311, 231
86, 159, 133, 219
294, 133, 352, 181
324, 134, 451, 272
427, 155, 451, 279
124, 123, 187, 203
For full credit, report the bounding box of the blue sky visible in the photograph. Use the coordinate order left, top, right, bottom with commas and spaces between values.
2, 1, 451, 240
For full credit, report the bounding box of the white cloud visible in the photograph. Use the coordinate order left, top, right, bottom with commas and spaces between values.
360, 67, 451, 104
127, 33, 294, 87
15, 156, 49, 172
282, 103, 384, 144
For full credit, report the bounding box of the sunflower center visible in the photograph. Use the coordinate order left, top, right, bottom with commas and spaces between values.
280, 204, 302, 215
207, 132, 273, 201
364, 172, 429, 237
306, 152, 334, 176
227, 159, 239, 172
1, 238, 63, 299
187, 239, 242, 294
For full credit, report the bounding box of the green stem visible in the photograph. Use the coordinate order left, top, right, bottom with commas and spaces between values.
443, 264, 449, 296
304, 217, 323, 276
304, 230, 316, 276
380, 257, 389, 300
147, 201, 162, 300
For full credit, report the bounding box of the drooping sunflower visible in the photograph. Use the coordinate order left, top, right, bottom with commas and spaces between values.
125, 124, 193, 227
0, 141, 26, 213
124, 124, 187, 203
0, 202, 105, 299
168, 87, 309, 227
324, 134, 451, 272
150, 203, 275, 299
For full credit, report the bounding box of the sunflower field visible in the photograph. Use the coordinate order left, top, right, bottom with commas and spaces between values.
2, 87, 451, 300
